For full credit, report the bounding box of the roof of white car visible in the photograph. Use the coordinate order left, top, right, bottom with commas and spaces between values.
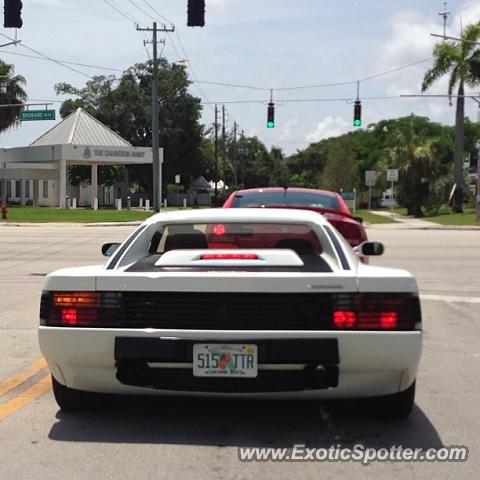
143, 208, 330, 226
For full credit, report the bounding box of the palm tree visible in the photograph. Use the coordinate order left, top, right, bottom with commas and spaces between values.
0, 59, 27, 134
422, 21, 480, 213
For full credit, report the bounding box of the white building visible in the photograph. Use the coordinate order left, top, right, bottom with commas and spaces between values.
0, 108, 159, 208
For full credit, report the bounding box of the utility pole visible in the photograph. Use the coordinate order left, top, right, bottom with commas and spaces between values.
241, 129, 246, 186
137, 22, 174, 212
438, 2, 450, 40
222, 104, 226, 198
233, 122, 238, 186
214, 104, 219, 204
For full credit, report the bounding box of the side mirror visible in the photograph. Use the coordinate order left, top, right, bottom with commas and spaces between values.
102, 242, 121, 257
354, 216, 364, 224
360, 241, 384, 256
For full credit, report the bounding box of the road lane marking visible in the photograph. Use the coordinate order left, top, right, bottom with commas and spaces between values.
421, 294, 480, 304
0, 374, 51, 422
0, 358, 47, 398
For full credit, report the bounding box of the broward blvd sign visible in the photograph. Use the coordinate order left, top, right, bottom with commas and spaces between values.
19, 110, 56, 121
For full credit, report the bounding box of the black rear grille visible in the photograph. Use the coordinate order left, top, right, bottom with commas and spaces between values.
122, 292, 333, 330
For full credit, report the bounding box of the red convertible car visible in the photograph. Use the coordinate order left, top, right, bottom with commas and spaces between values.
223, 187, 367, 248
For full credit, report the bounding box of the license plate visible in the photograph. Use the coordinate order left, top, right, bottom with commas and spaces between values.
193, 343, 258, 378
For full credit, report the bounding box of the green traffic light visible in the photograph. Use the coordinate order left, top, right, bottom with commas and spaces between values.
267, 121, 275, 128
354, 119, 361, 127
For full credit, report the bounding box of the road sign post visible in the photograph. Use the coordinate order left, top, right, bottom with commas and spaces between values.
365, 170, 376, 210
386, 169, 399, 219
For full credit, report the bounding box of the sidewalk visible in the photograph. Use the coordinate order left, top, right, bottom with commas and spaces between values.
368, 210, 480, 231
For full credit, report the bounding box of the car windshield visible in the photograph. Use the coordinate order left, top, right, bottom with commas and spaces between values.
149, 222, 323, 254
231, 190, 339, 210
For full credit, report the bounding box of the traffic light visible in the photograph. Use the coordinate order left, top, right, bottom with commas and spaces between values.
353, 100, 362, 127
4, 0, 23, 28
187, 0, 205, 27
267, 102, 275, 128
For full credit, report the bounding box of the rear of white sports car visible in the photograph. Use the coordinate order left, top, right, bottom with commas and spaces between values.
38, 209, 422, 417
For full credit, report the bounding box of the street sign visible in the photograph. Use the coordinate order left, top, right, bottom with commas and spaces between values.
19, 110, 56, 121
365, 170, 376, 186
387, 169, 399, 182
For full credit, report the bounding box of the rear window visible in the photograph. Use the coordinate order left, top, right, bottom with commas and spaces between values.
148, 222, 323, 254
127, 222, 332, 273
232, 190, 339, 210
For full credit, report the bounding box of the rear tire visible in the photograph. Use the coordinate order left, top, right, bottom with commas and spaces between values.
368, 381, 416, 419
52, 375, 111, 412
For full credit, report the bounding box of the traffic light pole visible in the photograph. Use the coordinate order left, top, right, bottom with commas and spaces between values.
137, 22, 174, 212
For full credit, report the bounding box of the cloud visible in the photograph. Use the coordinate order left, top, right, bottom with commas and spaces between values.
306, 117, 350, 143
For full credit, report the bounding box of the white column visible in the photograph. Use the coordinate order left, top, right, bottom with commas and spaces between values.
91, 164, 98, 209
20, 179, 26, 206
33, 180, 39, 207
58, 159, 67, 208
0, 179, 6, 204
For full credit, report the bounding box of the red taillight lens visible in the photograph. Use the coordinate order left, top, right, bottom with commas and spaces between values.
380, 312, 398, 329
50, 292, 101, 326
61, 308, 77, 325
200, 253, 258, 260
334, 311, 399, 330
332, 293, 419, 331
333, 310, 356, 328
212, 223, 226, 236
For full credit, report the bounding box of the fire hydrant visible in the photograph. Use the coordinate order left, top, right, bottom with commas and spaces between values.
1, 204, 7, 221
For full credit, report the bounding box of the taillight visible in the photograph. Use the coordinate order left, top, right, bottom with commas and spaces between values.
200, 253, 258, 260
212, 224, 226, 236
332, 294, 419, 331
333, 310, 356, 328
40, 292, 122, 327
329, 219, 363, 246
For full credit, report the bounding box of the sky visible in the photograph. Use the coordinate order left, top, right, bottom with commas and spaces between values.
0, 0, 480, 156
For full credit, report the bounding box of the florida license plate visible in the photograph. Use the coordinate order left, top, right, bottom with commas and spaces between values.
193, 344, 258, 378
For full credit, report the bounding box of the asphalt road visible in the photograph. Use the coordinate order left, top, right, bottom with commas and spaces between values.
0, 222, 479, 479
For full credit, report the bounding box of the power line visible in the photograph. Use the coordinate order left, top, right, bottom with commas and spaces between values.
196, 80, 271, 91
0, 49, 123, 72
0, 32, 93, 79
102, 0, 142, 25
128, 0, 158, 23
358, 57, 432, 82
195, 57, 433, 92
203, 95, 406, 105
139, 0, 174, 25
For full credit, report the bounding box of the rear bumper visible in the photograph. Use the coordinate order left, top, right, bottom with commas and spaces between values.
38, 327, 422, 399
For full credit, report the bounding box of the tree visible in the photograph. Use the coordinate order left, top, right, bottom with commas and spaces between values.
321, 136, 358, 192
55, 60, 204, 195
374, 116, 453, 217
421, 21, 480, 212
0, 60, 27, 134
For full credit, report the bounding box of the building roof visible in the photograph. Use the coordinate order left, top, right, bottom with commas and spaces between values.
190, 176, 211, 190
30, 108, 132, 147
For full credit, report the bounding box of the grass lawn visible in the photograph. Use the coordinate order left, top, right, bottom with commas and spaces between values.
355, 210, 396, 224
422, 205, 476, 226
2, 206, 158, 223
